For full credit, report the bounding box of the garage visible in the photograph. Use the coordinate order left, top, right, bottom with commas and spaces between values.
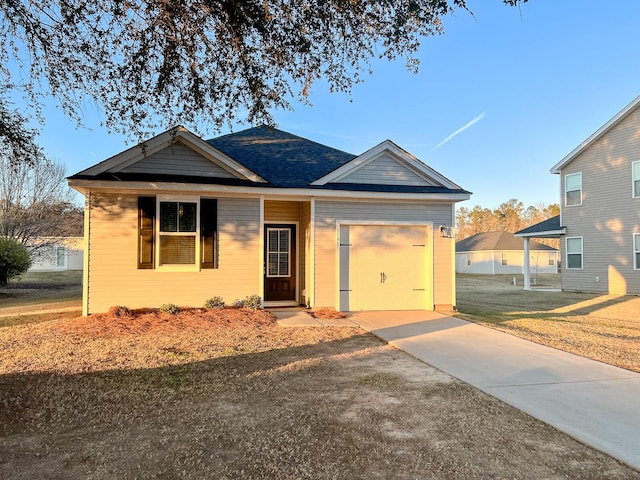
339, 224, 431, 311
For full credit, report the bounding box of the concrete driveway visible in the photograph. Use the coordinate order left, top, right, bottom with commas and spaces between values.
351, 310, 640, 470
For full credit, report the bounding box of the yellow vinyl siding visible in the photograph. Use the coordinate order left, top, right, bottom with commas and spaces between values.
300, 202, 311, 305
86, 193, 260, 313
561, 105, 640, 295
264, 200, 301, 223
433, 234, 454, 308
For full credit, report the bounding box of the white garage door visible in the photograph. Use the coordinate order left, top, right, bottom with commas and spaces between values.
339, 225, 428, 311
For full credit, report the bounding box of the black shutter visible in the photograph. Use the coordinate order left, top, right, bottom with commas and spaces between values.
138, 196, 155, 269
200, 198, 217, 269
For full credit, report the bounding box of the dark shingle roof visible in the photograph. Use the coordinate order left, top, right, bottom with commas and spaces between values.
207, 125, 356, 188
456, 231, 557, 252
514, 216, 563, 236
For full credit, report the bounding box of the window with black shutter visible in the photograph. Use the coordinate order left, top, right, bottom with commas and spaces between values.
139, 195, 217, 269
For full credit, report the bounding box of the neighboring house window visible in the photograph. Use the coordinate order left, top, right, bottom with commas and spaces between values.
466, 254, 471, 266
54, 246, 67, 270
548, 253, 555, 266
501, 253, 508, 266
634, 234, 640, 270
633, 162, 640, 198
566, 237, 583, 269
565, 172, 582, 206
137, 196, 217, 270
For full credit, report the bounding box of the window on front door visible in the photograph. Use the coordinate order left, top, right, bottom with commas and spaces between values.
267, 228, 290, 277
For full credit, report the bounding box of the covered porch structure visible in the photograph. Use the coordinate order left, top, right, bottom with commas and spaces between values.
514, 216, 566, 290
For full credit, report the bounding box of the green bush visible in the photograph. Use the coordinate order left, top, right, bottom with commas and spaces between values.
243, 294, 262, 310
231, 295, 263, 309
159, 303, 180, 314
0, 238, 31, 286
204, 296, 226, 309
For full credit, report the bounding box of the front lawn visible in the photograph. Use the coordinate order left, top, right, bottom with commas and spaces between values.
0, 304, 636, 479
456, 274, 640, 373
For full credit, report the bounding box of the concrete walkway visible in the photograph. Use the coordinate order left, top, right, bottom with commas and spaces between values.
350, 310, 640, 470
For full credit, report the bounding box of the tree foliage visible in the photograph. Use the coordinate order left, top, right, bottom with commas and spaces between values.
456, 199, 559, 241
0, 0, 527, 162
0, 237, 30, 285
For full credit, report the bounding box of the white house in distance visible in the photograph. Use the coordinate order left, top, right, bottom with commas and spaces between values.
28, 237, 84, 272
456, 231, 558, 275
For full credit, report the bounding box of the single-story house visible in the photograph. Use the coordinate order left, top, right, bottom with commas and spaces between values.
68, 126, 471, 315
28, 237, 84, 272
456, 231, 558, 275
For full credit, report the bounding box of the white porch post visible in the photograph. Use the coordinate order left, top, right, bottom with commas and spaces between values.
523, 237, 531, 290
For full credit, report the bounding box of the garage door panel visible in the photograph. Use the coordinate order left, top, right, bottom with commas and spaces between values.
343, 225, 428, 311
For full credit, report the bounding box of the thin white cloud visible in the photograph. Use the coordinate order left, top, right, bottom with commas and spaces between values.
432, 112, 486, 150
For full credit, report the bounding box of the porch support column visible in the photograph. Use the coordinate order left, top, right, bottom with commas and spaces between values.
523, 237, 531, 291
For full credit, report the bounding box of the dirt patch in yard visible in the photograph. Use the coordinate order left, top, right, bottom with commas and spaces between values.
0, 308, 637, 479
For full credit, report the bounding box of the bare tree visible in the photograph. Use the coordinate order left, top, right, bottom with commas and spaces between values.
0, 152, 78, 261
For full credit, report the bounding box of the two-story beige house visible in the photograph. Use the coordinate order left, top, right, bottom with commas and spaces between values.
550, 95, 640, 295
68, 126, 470, 315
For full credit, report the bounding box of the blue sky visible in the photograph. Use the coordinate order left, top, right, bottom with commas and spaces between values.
36, 0, 640, 209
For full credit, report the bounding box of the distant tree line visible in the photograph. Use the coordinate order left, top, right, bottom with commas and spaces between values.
456, 199, 559, 242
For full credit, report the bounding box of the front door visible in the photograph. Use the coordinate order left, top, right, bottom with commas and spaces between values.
264, 225, 296, 301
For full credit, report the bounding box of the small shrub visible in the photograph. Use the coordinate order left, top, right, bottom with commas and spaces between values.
108, 305, 131, 317
243, 294, 262, 310
159, 303, 180, 314
204, 296, 226, 309
231, 298, 245, 308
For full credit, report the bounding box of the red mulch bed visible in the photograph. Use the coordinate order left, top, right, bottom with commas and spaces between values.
55, 307, 276, 337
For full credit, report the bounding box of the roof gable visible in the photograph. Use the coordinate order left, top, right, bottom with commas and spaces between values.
551, 95, 640, 174
75, 126, 266, 183
119, 141, 239, 179
456, 231, 557, 252
311, 140, 461, 189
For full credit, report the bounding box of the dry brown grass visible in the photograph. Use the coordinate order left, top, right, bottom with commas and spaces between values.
456, 274, 640, 373
308, 307, 348, 320
0, 281, 638, 478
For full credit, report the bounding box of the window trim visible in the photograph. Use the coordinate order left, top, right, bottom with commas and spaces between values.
548, 253, 555, 266
565, 236, 583, 270
156, 195, 201, 271
466, 254, 471, 266
633, 161, 640, 198
565, 172, 582, 207
501, 253, 508, 266
634, 233, 640, 270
